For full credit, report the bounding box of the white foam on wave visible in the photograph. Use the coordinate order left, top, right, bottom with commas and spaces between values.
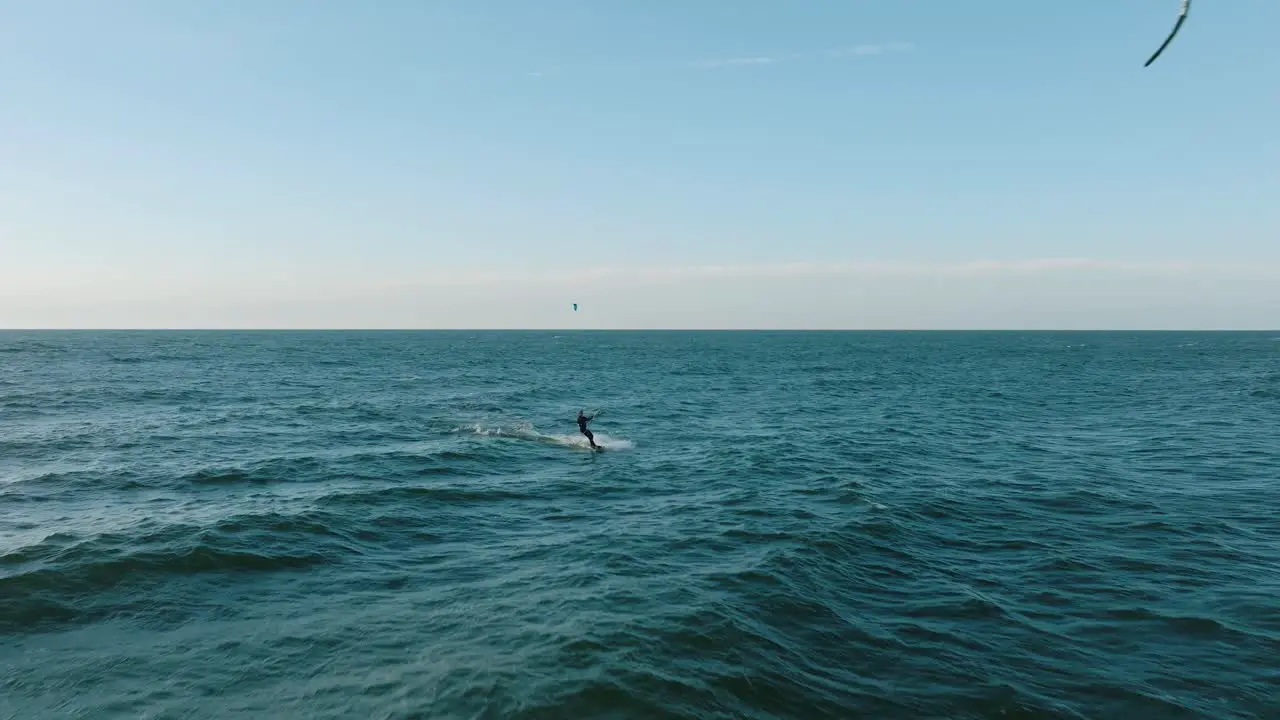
452, 422, 635, 451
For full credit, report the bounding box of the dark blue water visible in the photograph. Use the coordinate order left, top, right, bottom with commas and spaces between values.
2, 331, 1277, 719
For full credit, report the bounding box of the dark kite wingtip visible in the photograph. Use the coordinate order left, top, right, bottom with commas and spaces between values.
1144, 0, 1191, 67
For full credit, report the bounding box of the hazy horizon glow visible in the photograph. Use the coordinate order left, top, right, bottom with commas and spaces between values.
2, 1, 1278, 329
4, 257, 1277, 330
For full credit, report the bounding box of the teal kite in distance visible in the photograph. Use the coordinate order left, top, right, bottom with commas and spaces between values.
1145, 0, 1191, 67
573, 303, 578, 311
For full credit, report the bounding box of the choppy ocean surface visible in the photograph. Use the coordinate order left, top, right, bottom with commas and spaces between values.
2, 330, 1278, 720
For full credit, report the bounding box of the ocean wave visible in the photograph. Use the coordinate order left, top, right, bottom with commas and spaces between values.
317, 484, 538, 510
184, 456, 333, 486
0, 512, 360, 635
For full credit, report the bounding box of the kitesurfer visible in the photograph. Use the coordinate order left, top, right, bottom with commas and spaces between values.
576, 410, 598, 449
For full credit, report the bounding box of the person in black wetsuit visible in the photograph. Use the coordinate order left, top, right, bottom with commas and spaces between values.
576, 409, 598, 449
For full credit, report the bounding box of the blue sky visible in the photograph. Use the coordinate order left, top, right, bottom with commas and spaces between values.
1, 0, 1277, 328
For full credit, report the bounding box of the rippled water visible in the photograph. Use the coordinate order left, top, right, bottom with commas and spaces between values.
2, 330, 1277, 719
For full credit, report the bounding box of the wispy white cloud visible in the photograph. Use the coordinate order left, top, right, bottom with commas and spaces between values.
529, 42, 913, 79
689, 56, 780, 69
364, 258, 1280, 287
692, 41, 913, 70
7, 258, 1278, 298
526, 64, 560, 78
825, 45, 884, 58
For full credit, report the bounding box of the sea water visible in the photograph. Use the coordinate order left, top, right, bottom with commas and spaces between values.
2, 330, 1277, 719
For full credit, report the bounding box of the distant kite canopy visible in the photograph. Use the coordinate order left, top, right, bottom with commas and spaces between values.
1145, 0, 1191, 67
573, 303, 578, 312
